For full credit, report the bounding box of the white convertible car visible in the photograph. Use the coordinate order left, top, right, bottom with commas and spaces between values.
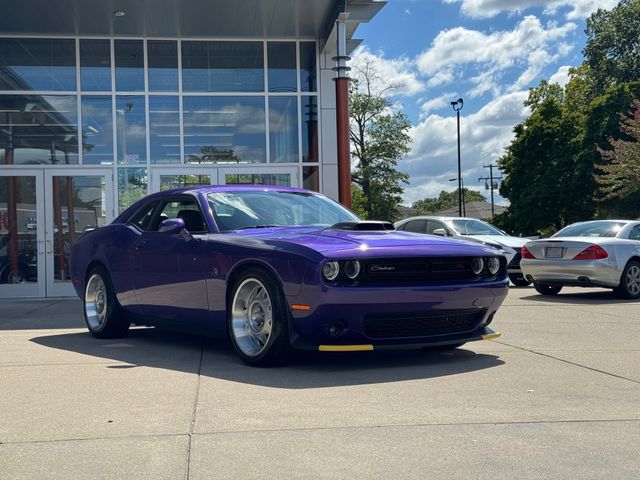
521, 220, 640, 298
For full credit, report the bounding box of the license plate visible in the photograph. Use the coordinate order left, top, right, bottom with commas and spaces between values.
545, 247, 564, 258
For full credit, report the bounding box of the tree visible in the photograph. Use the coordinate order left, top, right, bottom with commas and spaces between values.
584, 0, 640, 93
596, 97, 640, 204
350, 59, 411, 222
412, 189, 485, 214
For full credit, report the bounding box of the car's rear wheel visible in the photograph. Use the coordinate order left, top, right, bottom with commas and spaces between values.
509, 274, 531, 287
228, 268, 291, 367
84, 266, 130, 338
614, 260, 640, 299
534, 283, 562, 295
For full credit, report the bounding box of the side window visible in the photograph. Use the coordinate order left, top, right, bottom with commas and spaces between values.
404, 219, 427, 233
629, 225, 640, 241
129, 201, 160, 232
157, 197, 208, 233
426, 220, 447, 235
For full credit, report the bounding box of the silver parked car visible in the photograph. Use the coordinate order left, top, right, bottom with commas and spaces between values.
394, 216, 530, 286
521, 220, 640, 298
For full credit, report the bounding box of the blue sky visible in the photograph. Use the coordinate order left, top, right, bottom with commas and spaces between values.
352, 0, 619, 206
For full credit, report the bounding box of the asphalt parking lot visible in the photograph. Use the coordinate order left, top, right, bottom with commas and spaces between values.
1, 287, 639, 479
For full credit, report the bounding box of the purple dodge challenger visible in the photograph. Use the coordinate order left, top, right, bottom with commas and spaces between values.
70, 186, 508, 366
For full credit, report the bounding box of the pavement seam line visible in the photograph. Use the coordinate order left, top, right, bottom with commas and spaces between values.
2, 419, 639, 446
494, 340, 640, 385
185, 342, 204, 480
14, 300, 64, 319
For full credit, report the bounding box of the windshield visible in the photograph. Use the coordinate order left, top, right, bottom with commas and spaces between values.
207, 190, 360, 231
448, 219, 505, 236
553, 221, 627, 238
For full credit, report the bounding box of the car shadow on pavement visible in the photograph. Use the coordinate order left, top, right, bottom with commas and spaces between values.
521, 290, 639, 305
30, 327, 505, 389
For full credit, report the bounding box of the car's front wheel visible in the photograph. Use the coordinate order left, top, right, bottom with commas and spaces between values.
84, 266, 130, 338
614, 260, 640, 299
509, 274, 531, 287
228, 268, 291, 367
534, 283, 562, 296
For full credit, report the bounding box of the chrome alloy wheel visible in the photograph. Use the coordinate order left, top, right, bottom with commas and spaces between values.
231, 278, 273, 357
85, 273, 108, 331
625, 264, 640, 296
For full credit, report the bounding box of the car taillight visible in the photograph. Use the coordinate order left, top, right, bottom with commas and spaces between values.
573, 244, 608, 260
521, 245, 536, 259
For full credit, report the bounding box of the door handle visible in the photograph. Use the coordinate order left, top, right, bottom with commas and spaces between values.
135, 239, 146, 250
45, 239, 53, 254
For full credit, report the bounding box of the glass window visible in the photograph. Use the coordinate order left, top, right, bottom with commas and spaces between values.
116, 96, 146, 164
629, 226, 640, 241
450, 219, 507, 236
426, 220, 448, 235
299, 42, 317, 92
159, 175, 211, 191
80, 39, 111, 91
115, 40, 144, 91
149, 96, 180, 164
0, 38, 76, 91
0, 95, 78, 165
224, 174, 290, 186
183, 96, 266, 164
301, 96, 318, 162
118, 167, 147, 213
147, 41, 178, 91
269, 96, 298, 163
553, 221, 628, 238
267, 42, 296, 92
81, 96, 114, 165
182, 41, 264, 92
130, 200, 159, 231
404, 220, 427, 233
207, 190, 358, 231
303, 166, 319, 192
158, 198, 207, 233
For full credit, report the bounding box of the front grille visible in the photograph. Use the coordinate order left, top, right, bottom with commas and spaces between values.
363, 309, 485, 339
360, 257, 475, 283
508, 252, 522, 268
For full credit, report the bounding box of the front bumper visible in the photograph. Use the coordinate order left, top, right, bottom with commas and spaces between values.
287, 279, 508, 351
521, 259, 621, 288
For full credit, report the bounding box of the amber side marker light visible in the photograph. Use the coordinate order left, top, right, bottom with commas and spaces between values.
291, 304, 311, 311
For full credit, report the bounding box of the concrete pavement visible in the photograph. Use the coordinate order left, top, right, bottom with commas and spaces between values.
1, 288, 639, 479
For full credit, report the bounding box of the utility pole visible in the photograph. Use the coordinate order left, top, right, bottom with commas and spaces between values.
478, 163, 502, 217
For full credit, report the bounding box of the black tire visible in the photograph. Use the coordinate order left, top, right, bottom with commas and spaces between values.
227, 267, 291, 367
534, 283, 562, 296
509, 274, 531, 287
613, 260, 640, 299
83, 266, 130, 338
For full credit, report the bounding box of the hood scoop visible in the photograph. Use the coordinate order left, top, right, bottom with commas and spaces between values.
328, 221, 395, 231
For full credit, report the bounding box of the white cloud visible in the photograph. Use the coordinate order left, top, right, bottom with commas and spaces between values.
419, 96, 451, 117
443, 0, 619, 20
549, 65, 572, 86
416, 15, 575, 96
401, 91, 530, 204
351, 46, 424, 96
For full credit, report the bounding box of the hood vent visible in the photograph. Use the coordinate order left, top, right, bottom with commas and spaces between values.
328, 221, 395, 231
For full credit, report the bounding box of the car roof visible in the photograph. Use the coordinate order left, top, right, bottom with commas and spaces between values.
397, 216, 483, 223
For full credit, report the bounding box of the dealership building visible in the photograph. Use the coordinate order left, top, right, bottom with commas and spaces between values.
0, 0, 384, 298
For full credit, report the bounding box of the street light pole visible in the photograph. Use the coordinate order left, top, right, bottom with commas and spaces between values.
451, 98, 464, 217
449, 177, 465, 216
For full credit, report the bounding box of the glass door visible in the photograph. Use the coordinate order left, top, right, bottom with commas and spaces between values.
219, 166, 299, 187
151, 168, 218, 192
45, 169, 114, 297
0, 170, 46, 298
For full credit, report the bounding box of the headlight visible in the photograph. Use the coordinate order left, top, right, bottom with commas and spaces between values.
344, 260, 361, 279
471, 257, 485, 275
487, 257, 501, 275
322, 261, 340, 281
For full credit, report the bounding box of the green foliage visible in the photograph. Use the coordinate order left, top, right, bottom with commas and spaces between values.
596, 97, 640, 203
412, 189, 486, 214
497, 0, 640, 233
350, 186, 368, 219
349, 66, 411, 222
584, 0, 640, 93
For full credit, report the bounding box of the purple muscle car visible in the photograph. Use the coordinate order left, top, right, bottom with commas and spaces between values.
70, 186, 508, 366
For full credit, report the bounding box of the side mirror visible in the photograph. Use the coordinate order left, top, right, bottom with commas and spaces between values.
159, 218, 185, 234
433, 228, 448, 237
